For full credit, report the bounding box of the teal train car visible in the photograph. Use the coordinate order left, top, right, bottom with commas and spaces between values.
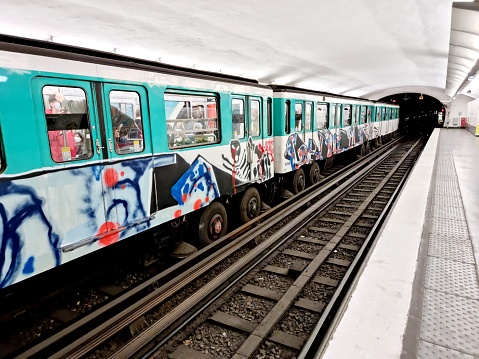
0, 36, 398, 290
272, 86, 399, 193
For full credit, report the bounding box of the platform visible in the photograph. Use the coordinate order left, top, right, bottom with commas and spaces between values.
318, 128, 479, 359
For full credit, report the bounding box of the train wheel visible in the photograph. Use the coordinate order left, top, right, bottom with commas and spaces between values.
198, 202, 228, 246
308, 162, 321, 186
291, 168, 306, 194
239, 187, 261, 224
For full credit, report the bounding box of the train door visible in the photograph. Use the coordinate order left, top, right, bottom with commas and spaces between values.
98, 83, 152, 234
248, 97, 264, 181
294, 101, 305, 141
33, 78, 109, 249
360, 105, 366, 143
232, 96, 263, 182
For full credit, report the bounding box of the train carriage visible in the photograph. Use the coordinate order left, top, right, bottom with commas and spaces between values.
0, 40, 275, 288
272, 86, 399, 193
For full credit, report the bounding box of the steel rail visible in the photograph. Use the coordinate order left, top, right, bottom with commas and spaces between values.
100, 145, 401, 359
232, 139, 422, 358
15, 138, 400, 359
300, 139, 422, 359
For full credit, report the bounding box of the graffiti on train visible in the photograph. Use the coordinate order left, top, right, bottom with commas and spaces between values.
222, 137, 274, 191
0, 160, 152, 288
284, 125, 370, 170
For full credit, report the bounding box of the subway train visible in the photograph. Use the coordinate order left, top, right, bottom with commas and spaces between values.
0, 36, 399, 289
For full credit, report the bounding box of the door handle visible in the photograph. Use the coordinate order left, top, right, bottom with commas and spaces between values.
96, 139, 104, 154
108, 138, 113, 152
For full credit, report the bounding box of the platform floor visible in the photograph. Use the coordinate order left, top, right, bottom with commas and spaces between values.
318, 129, 479, 359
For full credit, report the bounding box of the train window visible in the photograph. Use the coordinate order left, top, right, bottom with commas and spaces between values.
383, 108, 388, 121
285, 101, 291, 134
335, 105, 341, 127
360, 106, 366, 125
305, 103, 312, 131
109, 91, 144, 154
367, 107, 372, 123
355, 106, 360, 125
316, 104, 328, 129
376, 108, 381, 122
250, 99, 260, 137
231, 98, 245, 139
295, 103, 303, 131
343, 105, 351, 126
42, 86, 93, 163
166, 93, 220, 147
267, 98, 272, 136
351, 106, 356, 125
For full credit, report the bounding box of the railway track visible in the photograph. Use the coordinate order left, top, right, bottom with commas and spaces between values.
3, 136, 412, 359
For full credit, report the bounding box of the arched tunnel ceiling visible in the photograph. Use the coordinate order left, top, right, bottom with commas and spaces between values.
0, 0, 478, 101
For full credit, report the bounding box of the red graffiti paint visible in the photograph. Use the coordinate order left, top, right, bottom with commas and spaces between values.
194, 199, 202, 210
98, 221, 120, 246
121, 184, 126, 189
182, 193, 187, 203
104, 168, 119, 188
120, 171, 125, 177
174, 209, 182, 218
205, 196, 209, 203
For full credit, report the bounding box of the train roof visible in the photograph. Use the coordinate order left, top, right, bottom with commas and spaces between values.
271, 85, 399, 107
0, 34, 270, 89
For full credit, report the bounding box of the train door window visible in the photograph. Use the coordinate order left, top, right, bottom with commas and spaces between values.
267, 98, 272, 136
360, 106, 366, 125
232, 98, 245, 139
376, 107, 381, 122
305, 102, 312, 131
330, 104, 336, 128
316, 103, 328, 129
367, 107, 372, 123
343, 105, 351, 126
250, 99, 260, 137
351, 106, 357, 125
109, 91, 144, 154
165, 93, 220, 147
355, 105, 360, 125
335, 105, 341, 127
42, 86, 93, 162
285, 100, 291, 134
295, 103, 303, 131
383, 108, 388, 121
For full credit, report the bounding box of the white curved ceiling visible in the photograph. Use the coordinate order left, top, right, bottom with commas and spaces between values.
0, 0, 477, 101
446, 2, 479, 100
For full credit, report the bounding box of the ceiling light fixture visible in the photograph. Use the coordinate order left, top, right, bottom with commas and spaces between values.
468, 75, 475, 81
419, 94, 424, 100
